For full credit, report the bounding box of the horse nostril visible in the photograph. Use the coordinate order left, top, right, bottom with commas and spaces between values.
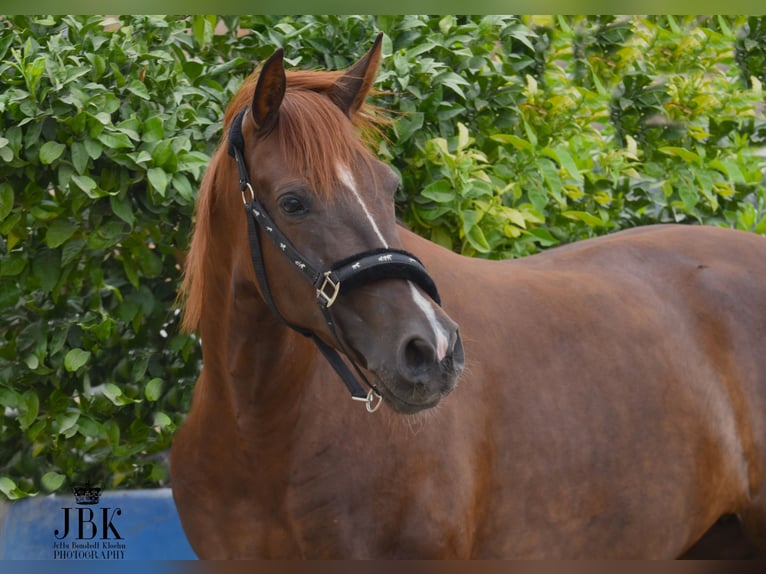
450, 330, 465, 374
402, 336, 436, 376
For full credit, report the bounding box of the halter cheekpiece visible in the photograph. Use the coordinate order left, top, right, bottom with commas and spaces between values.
227, 108, 442, 413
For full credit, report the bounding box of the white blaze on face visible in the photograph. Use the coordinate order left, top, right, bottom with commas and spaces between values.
336, 161, 449, 363
335, 162, 388, 248
408, 283, 450, 362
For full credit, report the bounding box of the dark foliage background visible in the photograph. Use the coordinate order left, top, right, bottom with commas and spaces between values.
1, 15, 764, 499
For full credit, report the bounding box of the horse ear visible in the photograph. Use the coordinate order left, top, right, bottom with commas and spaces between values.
329, 32, 383, 118
250, 48, 286, 133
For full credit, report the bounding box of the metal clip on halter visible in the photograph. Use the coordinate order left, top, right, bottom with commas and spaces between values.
317, 272, 341, 308
241, 182, 255, 206
352, 388, 383, 413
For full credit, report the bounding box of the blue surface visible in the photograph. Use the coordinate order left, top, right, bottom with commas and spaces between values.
0, 488, 197, 560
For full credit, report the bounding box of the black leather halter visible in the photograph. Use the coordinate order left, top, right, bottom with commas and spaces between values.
227, 108, 442, 412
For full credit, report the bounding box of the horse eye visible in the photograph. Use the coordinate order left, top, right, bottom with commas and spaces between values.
279, 195, 307, 215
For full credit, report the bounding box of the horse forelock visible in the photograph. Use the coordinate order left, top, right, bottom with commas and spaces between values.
226, 68, 389, 196
180, 67, 390, 332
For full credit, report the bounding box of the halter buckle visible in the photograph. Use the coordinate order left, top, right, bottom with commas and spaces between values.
317, 272, 341, 308
241, 182, 255, 206
352, 388, 383, 413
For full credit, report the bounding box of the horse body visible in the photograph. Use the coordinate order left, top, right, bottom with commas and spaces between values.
415, 224, 766, 558
171, 36, 766, 558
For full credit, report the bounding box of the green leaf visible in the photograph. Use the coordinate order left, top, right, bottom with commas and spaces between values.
434, 71, 469, 99
45, 219, 77, 248
500, 207, 527, 229
0, 387, 21, 409
77, 416, 103, 439
456, 122, 471, 151
71, 140, 88, 174
526, 228, 559, 246
0, 252, 26, 277
64, 348, 91, 372
461, 210, 491, 252
142, 116, 165, 143
147, 167, 168, 196
24, 354, 39, 370
127, 79, 150, 100
151, 140, 175, 168
0, 182, 13, 221
122, 254, 140, 288
83, 138, 103, 160
149, 463, 168, 482
710, 158, 746, 184
192, 15, 216, 48
430, 226, 453, 250
103, 419, 120, 446
394, 112, 423, 143
32, 249, 61, 294
553, 146, 583, 182
138, 249, 162, 277
39, 141, 66, 165
463, 180, 493, 199
0, 477, 15, 498
679, 187, 699, 211
0, 477, 33, 500
110, 193, 135, 228
153, 411, 173, 430
0, 284, 21, 309
144, 378, 164, 402
41, 472, 66, 492
104, 383, 140, 406
18, 391, 39, 431
563, 210, 604, 227
56, 412, 80, 436
490, 134, 533, 151
659, 146, 701, 165
70, 174, 99, 197
97, 131, 133, 150
421, 179, 455, 203
465, 224, 491, 253
61, 238, 85, 266
103, 383, 124, 405
115, 118, 142, 140
172, 173, 194, 203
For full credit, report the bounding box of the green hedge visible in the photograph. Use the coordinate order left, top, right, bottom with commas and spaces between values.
1, 15, 765, 499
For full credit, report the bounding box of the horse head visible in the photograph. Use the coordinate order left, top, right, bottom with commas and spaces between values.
223, 34, 464, 414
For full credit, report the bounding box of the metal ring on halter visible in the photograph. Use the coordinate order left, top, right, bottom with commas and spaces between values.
241, 182, 255, 206
366, 389, 383, 413
351, 388, 383, 413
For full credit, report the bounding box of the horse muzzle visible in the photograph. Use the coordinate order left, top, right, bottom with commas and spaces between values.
369, 321, 465, 415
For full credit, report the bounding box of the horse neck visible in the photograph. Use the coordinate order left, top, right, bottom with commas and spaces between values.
198, 276, 317, 429
194, 191, 320, 437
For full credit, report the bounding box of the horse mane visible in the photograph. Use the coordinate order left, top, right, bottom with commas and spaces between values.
179, 66, 390, 332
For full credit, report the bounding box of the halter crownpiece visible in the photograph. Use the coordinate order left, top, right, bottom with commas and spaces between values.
227, 107, 442, 413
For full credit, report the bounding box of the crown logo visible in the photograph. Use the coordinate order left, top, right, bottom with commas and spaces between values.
72, 484, 101, 505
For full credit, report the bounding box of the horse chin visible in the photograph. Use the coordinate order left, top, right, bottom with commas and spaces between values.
370, 372, 458, 415
382, 389, 443, 415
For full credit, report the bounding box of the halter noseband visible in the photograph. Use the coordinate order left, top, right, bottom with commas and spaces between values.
227, 108, 442, 412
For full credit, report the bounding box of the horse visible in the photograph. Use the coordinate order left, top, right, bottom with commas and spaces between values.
170, 34, 766, 559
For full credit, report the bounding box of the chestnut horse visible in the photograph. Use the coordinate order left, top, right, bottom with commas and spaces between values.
171, 35, 766, 558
